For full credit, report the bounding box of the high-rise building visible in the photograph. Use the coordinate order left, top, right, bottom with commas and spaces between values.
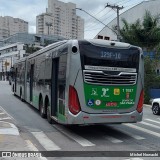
36, 0, 84, 39
0, 16, 28, 40
36, 13, 54, 35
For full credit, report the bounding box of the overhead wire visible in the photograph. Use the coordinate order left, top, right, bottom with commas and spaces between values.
84, 0, 143, 34
85, 9, 113, 29
85, 7, 112, 28
85, 0, 130, 31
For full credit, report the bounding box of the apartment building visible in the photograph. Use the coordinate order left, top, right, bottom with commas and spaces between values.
0, 16, 28, 40
36, 13, 54, 35
36, 0, 84, 39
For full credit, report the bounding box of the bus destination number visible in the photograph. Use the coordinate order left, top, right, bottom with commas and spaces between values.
101, 51, 121, 60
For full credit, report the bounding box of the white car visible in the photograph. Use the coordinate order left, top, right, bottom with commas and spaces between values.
152, 98, 160, 115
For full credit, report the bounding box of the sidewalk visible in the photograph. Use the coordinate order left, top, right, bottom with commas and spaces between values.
144, 104, 152, 108
0, 121, 29, 151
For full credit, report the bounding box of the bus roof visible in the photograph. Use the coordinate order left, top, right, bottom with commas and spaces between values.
27, 40, 68, 59
81, 39, 131, 48
13, 39, 140, 65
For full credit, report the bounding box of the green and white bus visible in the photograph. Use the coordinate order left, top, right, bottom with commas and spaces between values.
12, 39, 144, 125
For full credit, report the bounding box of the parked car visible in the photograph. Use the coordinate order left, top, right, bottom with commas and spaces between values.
152, 98, 160, 115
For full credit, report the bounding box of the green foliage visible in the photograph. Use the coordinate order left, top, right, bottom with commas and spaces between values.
144, 56, 160, 103
114, 11, 160, 103
25, 45, 41, 54
118, 11, 160, 50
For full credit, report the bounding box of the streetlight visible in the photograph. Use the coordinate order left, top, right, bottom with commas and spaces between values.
76, 8, 118, 39
46, 22, 52, 35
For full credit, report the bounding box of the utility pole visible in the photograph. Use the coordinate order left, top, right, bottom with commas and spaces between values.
105, 3, 123, 41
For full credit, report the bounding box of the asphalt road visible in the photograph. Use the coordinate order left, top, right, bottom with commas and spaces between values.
0, 81, 160, 160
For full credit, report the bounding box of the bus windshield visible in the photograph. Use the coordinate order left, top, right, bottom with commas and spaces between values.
79, 41, 140, 72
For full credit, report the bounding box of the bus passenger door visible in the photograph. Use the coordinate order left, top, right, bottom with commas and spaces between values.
51, 58, 59, 117
30, 64, 34, 102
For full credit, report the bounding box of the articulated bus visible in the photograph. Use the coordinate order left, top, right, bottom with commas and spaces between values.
12, 39, 144, 125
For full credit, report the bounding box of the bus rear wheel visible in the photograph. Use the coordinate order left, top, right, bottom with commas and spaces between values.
39, 98, 46, 118
47, 106, 52, 124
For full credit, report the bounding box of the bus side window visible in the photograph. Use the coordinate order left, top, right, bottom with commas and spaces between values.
44, 59, 52, 86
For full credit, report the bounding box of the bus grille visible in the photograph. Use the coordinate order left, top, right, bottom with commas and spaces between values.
83, 70, 137, 85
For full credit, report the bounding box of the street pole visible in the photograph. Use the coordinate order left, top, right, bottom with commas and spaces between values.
2, 59, 4, 80
105, 3, 123, 41
5, 60, 7, 81
76, 8, 117, 37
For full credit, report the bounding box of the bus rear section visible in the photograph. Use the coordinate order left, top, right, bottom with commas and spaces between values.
66, 40, 144, 125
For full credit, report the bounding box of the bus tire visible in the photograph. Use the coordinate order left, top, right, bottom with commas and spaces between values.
47, 105, 52, 124
39, 97, 46, 118
20, 88, 24, 102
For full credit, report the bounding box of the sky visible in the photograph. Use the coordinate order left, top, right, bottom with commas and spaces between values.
0, 0, 147, 39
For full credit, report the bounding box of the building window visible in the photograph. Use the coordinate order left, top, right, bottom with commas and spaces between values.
104, 36, 110, 40
97, 35, 103, 39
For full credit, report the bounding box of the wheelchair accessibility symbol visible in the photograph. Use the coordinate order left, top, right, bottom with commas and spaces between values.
87, 99, 94, 106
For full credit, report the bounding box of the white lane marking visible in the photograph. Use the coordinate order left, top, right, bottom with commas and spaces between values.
0, 128, 19, 135
0, 106, 15, 121
145, 119, 160, 124
0, 117, 12, 120
25, 140, 48, 160
0, 121, 19, 135
122, 130, 145, 140
140, 121, 160, 129
31, 131, 61, 151
105, 135, 123, 143
125, 158, 144, 160
129, 134, 145, 140
0, 113, 5, 115
53, 124, 95, 147
124, 123, 160, 138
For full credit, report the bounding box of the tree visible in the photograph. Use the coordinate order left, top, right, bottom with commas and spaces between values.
114, 11, 160, 103
25, 44, 41, 55
118, 11, 160, 50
